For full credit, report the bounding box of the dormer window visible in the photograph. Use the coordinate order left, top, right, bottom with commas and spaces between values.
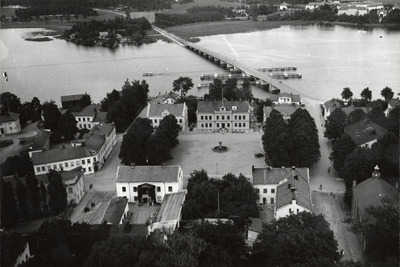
232, 106, 237, 111
220, 106, 225, 111
162, 110, 170, 116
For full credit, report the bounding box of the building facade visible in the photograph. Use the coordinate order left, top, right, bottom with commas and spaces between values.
196, 100, 251, 132
270, 93, 301, 105
344, 119, 387, 148
142, 102, 188, 130
116, 165, 184, 204
73, 104, 107, 130
0, 112, 21, 135
263, 104, 301, 122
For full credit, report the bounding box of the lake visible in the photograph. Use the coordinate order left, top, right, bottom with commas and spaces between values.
0, 24, 399, 105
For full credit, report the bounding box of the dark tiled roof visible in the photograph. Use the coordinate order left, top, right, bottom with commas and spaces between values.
1, 232, 28, 267
341, 106, 371, 116
155, 191, 186, 223
197, 100, 250, 113
75, 104, 101, 116
102, 197, 128, 224
248, 217, 263, 233
252, 167, 308, 185
93, 112, 107, 122
30, 130, 51, 151
35, 169, 84, 184
61, 94, 84, 102
353, 176, 398, 220
344, 119, 387, 146
264, 104, 301, 118
388, 99, 400, 108
0, 112, 20, 123
116, 166, 180, 183
276, 171, 312, 211
270, 93, 301, 103
32, 146, 92, 165
82, 123, 114, 152
148, 103, 185, 117
324, 98, 341, 109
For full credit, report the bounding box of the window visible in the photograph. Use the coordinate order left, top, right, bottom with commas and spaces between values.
234, 115, 237, 120
227, 123, 230, 127
217, 123, 219, 128
238, 115, 241, 120
76, 160, 80, 166
216, 115, 219, 120
200, 116, 204, 120
263, 189, 267, 193
168, 186, 173, 192
82, 159, 85, 164
65, 162, 69, 168
227, 116, 230, 120
201, 123, 204, 127
157, 186, 161, 192
235, 123, 237, 127
255, 189, 260, 194
243, 123, 246, 128
271, 198, 274, 204
78, 117, 81, 121
238, 123, 241, 127
47, 166, 51, 171
87, 159, 91, 164
41, 166, 45, 172
93, 157, 96, 162
209, 116, 212, 120
53, 164, 57, 170
36, 167, 41, 172
222, 115, 225, 120
122, 186, 126, 192
133, 187, 137, 192
289, 208, 292, 214
179, 119, 182, 123
59, 163, 63, 169
71, 161, 74, 167
88, 167, 92, 172
243, 115, 246, 120
271, 189, 275, 193
134, 196, 138, 201
297, 209, 299, 213
83, 168, 86, 172
82, 118, 86, 121
68, 188, 73, 194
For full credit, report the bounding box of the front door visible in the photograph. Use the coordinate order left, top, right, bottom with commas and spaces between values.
221, 123, 225, 128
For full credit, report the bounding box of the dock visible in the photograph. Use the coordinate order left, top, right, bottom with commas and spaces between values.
257, 67, 297, 72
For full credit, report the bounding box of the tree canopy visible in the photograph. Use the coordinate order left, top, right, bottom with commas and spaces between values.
100, 89, 120, 112
42, 100, 61, 131
252, 212, 340, 267
47, 170, 67, 214
324, 108, 347, 140
58, 111, 78, 141
172, 76, 194, 97
380, 86, 394, 101
341, 87, 353, 100
360, 87, 372, 102
330, 133, 357, 173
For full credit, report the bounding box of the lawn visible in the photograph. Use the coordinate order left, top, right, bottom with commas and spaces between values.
168, 131, 266, 186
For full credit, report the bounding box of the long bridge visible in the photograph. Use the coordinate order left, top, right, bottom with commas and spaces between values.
153, 26, 303, 96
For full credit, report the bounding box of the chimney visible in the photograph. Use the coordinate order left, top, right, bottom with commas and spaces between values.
281, 166, 285, 173
292, 166, 296, 170
372, 165, 380, 179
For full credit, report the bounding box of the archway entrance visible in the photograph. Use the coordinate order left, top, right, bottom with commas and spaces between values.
138, 183, 156, 205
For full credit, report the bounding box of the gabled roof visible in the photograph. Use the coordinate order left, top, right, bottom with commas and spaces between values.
148, 103, 185, 117
252, 167, 309, 185
197, 100, 250, 113
61, 94, 84, 102
32, 146, 92, 165
344, 119, 387, 146
93, 112, 107, 122
341, 106, 371, 116
116, 165, 181, 183
81, 123, 114, 152
30, 130, 51, 151
75, 104, 101, 117
276, 170, 312, 211
1, 232, 29, 267
324, 98, 341, 110
155, 191, 186, 223
248, 217, 263, 233
270, 93, 301, 103
264, 104, 301, 118
35, 169, 84, 184
388, 99, 400, 108
0, 112, 20, 123
102, 197, 128, 224
353, 176, 398, 220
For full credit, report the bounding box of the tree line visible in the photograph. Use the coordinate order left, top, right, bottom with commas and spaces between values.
15, 5, 97, 20
262, 108, 320, 168
119, 115, 181, 165
187, 5, 237, 17
205, 78, 254, 101
154, 11, 225, 28
1, 92, 42, 125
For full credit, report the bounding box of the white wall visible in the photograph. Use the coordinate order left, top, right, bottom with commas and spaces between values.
254, 185, 277, 204
116, 181, 180, 203
276, 201, 310, 220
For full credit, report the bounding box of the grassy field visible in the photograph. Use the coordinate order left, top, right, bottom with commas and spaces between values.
164, 0, 241, 14
165, 20, 312, 38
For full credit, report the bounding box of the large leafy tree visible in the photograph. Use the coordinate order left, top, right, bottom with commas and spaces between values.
342, 147, 374, 186
252, 212, 340, 267
367, 106, 387, 128
370, 132, 399, 179
207, 78, 224, 100
346, 108, 366, 126
288, 108, 320, 167
241, 77, 253, 101
172, 76, 194, 97
1, 154, 34, 177
262, 110, 291, 167
119, 118, 153, 165
58, 111, 78, 141
380, 86, 394, 101
106, 100, 130, 132
100, 89, 120, 112
1, 179, 18, 228
387, 105, 399, 134
341, 87, 353, 101
360, 87, 372, 102
324, 108, 347, 140
0, 92, 21, 114
16, 179, 29, 219
42, 100, 61, 131
330, 133, 357, 173
31, 96, 42, 122
26, 173, 41, 218
47, 170, 67, 214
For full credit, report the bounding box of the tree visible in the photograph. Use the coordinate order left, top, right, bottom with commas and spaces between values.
47, 170, 67, 214
387, 105, 399, 134
79, 93, 91, 109
26, 173, 41, 218
207, 78, 224, 100
42, 100, 61, 131
1, 154, 34, 177
342, 147, 374, 187
252, 212, 340, 267
241, 78, 253, 101
380, 86, 394, 101
58, 111, 78, 141
370, 132, 399, 179
288, 109, 320, 168
224, 78, 238, 101
16, 179, 29, 219
347, 109, 366, 125
106, 101, 130, 132
1, 179, 18, 227
330, 134, 357, 173
172, 76, 194, 97
367, 106, 387, 128
360, 87, 372, 102
19, 102, 35, 125
0, 92, 21, 114
262, 110, 291, 167
324, 108, 347, 140
40, 181, 47, 205
341, 87, 353, 101
119, 118, 153, 165
31, 97, 42, 122
100, 89, 120, 112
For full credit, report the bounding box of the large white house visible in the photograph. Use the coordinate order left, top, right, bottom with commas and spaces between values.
196, 100, 252, 132
141, 102, 188, 130
251, 166, 312, 220
0, 112, 21, 135
116, 165, 184, 204
270, 93, 301, 105
72, 104, 107, 130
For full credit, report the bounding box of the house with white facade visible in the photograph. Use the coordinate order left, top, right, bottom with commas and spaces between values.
280, 2, 290, 10
305, 2, 323, 10
32, 146, 96, 175
251, 166, 312, 220
344, 119, 387, 148
0, 112, 21, 135
263, 104, 301, 122
71, 123, 117, 170
36, 169, 86, 205
1, 232, 31, 267
72, 104, 107, 130
141, 102, 188, 130
323, 98, 341, 121
196, 100, 252, 132
150, 91, 181, 104
116, 165, 184, 204
270, 93, 301, 105
102, 197, 129, 224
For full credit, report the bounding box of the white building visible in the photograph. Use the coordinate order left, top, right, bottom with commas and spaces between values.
280, 2, 290, 10
150, 91, 181, 104
72, 104, 107, 130
251, 166, 312, 220
116, 165, 184, 204
270, 93, 301, 105
0, 112, 21, 135
196, 100, 252, 132
141, 102, 188, 130
305, 2, 323, 10
263, 104, 301, 122
323, 98, 341, 121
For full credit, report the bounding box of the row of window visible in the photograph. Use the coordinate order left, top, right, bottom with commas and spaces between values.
200, 122, 247, 128
78, 123, 92, 129
152, 118, 183, 124
121, 186, 173, 193
35, 158, 95, 173
199, 115, 247, 121
255, 188, 275, 194
77, 117, 93, 122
